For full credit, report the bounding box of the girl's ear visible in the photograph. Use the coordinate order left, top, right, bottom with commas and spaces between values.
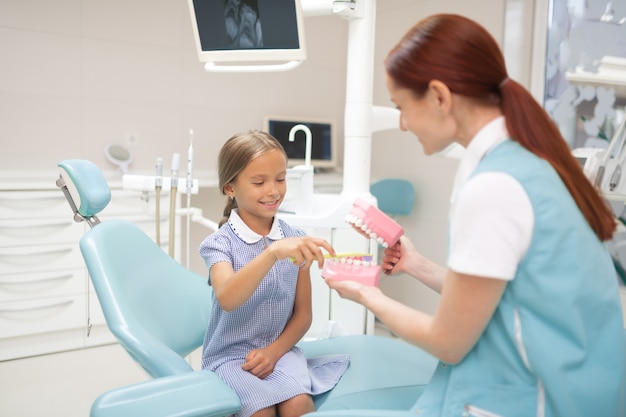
223, 183, 234, 198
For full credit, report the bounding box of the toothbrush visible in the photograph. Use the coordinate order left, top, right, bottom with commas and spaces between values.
345, 198, 404, 247
289, 252, 373, 262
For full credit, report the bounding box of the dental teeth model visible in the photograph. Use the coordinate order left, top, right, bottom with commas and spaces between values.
321, 254, 381, 287
345, 198, 404, 248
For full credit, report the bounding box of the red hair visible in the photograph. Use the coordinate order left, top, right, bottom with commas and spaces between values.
385, 14, 615, 241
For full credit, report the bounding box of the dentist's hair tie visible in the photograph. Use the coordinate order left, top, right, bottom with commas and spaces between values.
499, 77, 510, 89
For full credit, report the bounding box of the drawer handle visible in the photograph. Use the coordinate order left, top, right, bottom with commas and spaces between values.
0, 299, 73, 313
0, 247, 72, 257
0, 195, 65, 210
0, 220, 73, 229
0, 273, 73, 285
0, 248, 74, 266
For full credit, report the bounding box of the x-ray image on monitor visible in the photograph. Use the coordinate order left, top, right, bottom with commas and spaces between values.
189, 0, 306, 64
224, 0, 263, 49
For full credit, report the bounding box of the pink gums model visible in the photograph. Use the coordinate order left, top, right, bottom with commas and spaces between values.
345, 198, 404, 248
321, 254, 381, 286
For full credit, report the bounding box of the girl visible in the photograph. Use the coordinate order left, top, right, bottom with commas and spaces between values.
200, 130, 349, 417
324, 14, 625, 417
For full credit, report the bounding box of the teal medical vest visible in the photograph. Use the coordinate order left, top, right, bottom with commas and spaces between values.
412, 140, 625, 417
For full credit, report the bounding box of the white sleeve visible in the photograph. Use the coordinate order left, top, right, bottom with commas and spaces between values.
448, 172, 533, 280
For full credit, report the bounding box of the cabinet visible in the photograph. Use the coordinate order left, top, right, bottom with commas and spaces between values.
0, 178, 179, 361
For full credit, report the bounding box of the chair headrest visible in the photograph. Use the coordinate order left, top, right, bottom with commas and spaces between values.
57, 159, 111, 219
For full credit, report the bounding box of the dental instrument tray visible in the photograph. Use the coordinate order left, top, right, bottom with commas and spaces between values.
345, 198, 404, 247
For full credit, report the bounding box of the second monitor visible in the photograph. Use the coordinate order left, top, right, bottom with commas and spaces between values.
265, 117, 337, 170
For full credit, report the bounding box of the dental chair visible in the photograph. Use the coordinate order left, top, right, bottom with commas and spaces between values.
56, 159, 437, 417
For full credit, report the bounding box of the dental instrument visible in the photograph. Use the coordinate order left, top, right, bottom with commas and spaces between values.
169, 153, 180, 258
596, 113, 626, 188
155, 157, 163, 247
186, 129, 194, 268
607, 115, 626, 191
105, 143, 133, 175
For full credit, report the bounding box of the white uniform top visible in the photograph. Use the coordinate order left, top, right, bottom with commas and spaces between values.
448, 116, 534, 280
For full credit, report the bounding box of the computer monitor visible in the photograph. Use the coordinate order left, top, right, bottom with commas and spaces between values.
265, 116, 337, 170
188, 0, 306, 65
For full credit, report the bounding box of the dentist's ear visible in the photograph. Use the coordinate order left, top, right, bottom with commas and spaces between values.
428, 80, 453, 114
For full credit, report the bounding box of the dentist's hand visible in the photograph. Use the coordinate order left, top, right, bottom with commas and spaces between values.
381, 235, 414, 275
324, 277, 381, 305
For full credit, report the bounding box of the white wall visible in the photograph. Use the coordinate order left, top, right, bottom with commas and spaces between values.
0, 0, 348, 175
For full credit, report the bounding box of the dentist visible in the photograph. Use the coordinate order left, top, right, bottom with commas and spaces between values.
325, 13, 625, 417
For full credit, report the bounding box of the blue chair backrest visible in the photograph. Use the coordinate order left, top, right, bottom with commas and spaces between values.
370, 178, 416, 217
81, 219, 212, 378
57, 159, 212, 379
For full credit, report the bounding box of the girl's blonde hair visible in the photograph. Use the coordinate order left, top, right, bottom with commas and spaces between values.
217, 130, 287, 227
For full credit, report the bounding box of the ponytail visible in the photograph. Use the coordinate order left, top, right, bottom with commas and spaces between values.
500, 79, 616, 241
385, 14, 616, 242
219, 197, 237, 228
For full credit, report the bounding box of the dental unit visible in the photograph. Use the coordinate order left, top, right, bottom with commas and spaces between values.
122, 146, 206, 262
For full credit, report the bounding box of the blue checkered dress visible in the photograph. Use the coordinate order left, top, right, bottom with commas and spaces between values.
200, 211, 349, 417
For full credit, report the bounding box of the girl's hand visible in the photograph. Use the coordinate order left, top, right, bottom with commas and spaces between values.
242, 347, 279, 379
270, 236, 335, 268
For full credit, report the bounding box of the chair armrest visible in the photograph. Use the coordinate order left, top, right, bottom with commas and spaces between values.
90, 371, 241, 417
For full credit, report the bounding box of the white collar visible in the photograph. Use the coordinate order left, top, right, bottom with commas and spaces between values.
451, 116, 509, 204
227, 209, 284, 244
